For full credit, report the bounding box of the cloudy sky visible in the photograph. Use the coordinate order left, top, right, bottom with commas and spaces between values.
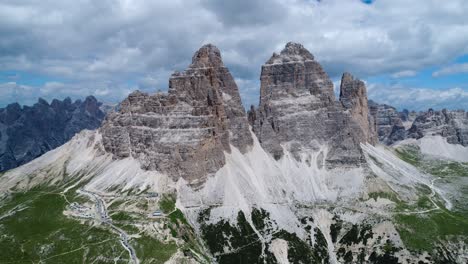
1, 0, 468, 110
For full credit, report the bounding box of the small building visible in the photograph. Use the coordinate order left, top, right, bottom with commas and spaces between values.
152, 210, 163, 217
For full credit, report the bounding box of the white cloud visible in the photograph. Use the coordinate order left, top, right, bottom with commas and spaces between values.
367, 83, 468, 111
0, 81, 136, 106
0, 0, 467, 108
432, 63, 468, 77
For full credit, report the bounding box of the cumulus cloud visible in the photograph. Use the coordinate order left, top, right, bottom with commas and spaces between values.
432, 63, 468, 77
367, 83, 468, 111
0, 0, 468, 108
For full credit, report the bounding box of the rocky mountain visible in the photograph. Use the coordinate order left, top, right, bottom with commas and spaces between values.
248, 42, 376, 168
0, 96, 105, 172
0, 43, 467, 264
369, 100, 468, 148
408, 108, 468, 146
101, 44, 252, 184
368, 100, 407, 145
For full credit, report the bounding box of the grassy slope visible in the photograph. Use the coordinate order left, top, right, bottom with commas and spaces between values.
0, 180, 182, 263
0, 187, 128, 263
388, 146, 468, 252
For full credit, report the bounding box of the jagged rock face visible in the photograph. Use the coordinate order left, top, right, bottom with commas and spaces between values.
368, 100, 407, 145
0, 96, 105, 172
339, 73, 378, 145
250, 42, 374, 167
101, 44, 252, 184
368, 101, 468, 147
408, 109, 468, 146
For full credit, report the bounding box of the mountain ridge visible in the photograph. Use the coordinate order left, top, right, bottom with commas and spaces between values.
0, 96, 105, 172
0, 43, 467, 263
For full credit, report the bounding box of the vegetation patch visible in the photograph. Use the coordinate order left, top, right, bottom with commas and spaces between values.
200, 210, 264, 264
395, 207, 468, 252
159, 194, 176, 214
330, 215, 343, 243
130, 235, 177, 264
273, 229, 329, 264
0, 187, 129, 263
395, 145, 468, 178
199, 208, 332, 264
110, 211, 137, 221
395, 147, 422, 167
339, 224, 374, 246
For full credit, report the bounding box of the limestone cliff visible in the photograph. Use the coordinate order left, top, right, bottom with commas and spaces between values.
250, 42, 375, 168
101, 44, 252, 184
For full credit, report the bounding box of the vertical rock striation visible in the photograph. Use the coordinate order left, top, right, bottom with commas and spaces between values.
339, 72, 378, 145
368, 100, 407, 145
250, 42, 375, 168
101, 44, 252, 184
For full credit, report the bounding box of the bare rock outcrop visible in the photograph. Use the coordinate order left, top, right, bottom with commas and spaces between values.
101, 44, 252, 184
408, 109, 468, 146
0, 96, 105, 172
339, 73, 378, 145
250, 42, 375, 168
367, 100, 406, 144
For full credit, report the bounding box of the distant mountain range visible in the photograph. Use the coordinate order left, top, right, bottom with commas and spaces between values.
0, 96, 105, 172
369, 100, 468, 147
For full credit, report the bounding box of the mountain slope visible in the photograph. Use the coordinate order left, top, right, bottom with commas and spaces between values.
0, 43, 467, 264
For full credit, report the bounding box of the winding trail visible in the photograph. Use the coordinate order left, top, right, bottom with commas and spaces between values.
78, 189, 140, 264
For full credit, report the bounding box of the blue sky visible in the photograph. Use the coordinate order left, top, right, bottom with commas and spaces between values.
1, 0, 468, 111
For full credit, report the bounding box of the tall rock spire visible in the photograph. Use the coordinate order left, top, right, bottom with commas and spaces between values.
339, 72, 378, 145
189, 44, 224, 68
251, 42, 367, 167
101, 44, 252, 184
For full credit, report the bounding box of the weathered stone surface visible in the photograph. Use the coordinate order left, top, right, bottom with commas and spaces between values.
0, 96, 105, 172
339, 73, 378, 145
101, 44, 252, 184
368, 100, 468, 146
408, 108, 468, 146
251, 42, 375, 168
368, 100, 406, 145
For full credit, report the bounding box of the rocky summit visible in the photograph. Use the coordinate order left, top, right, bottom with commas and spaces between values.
249, 42, 376, 168
101, 44, 252, 184
0, 96, 105, 172
339, 72, 378, 145
1, 42, 467, 264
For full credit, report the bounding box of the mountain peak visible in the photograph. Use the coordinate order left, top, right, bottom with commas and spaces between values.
189, 43, 224, 68
266, 42, 314, 64
341, 72, 354, 81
